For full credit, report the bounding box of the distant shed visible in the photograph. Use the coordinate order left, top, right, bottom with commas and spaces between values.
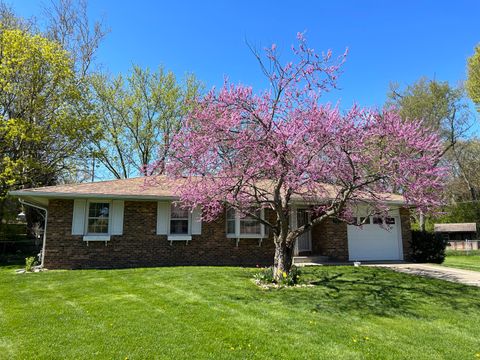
434, 223, 477, 241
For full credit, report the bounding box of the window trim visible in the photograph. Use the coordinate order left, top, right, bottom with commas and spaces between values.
85, 200, 112, 236
226, 208, 266, 239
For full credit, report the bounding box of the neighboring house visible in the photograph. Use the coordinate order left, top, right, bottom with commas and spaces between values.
10, 177, 412, 269
434, 223, 478, 251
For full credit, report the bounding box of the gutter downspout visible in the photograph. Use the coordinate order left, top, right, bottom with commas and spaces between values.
19, 199, 48, 268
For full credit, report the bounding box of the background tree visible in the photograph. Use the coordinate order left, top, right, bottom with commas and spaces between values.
0, 0, 106, 232
466, 44, 480, 112
44, 0, 107, 79
90, 65, 201, 179
0, 27, 94, 218
387, 78, 473, 229
387, 77, 471, 156
159, 34, 445, 281
446, 139, 480, 202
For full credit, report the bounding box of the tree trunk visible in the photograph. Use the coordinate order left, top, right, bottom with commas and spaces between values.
273, 239, 294, 282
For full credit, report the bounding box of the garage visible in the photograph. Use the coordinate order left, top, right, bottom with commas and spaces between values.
347, 213, 403, 261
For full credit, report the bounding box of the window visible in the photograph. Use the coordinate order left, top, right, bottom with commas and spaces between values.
360, 217, 371, 225
170, 204, 189, 235
226, 208, 265, 238
372, 216, 383, 225
385, 217, 395, 225
226, 208, 236, 235
87, 202, 110, 234
240, 210, 261, 234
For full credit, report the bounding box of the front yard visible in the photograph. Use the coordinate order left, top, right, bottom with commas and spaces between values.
443, 250, 480, 272
1, 265, 479, 359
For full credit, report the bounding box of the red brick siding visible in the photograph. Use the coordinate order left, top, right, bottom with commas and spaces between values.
44, 199, 411, 269
311, 219, 349, 260
45, 200, 276, 269
400, 207, 412, 260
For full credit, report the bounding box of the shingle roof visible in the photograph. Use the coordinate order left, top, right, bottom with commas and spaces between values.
9, 176, 405, 204
434, 223, 477, 233
10, 177, 175, 199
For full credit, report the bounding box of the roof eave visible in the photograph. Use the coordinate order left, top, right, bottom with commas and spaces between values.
9, 190, 405, 206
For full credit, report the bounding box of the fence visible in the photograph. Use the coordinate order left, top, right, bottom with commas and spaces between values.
447, 240, 479, 251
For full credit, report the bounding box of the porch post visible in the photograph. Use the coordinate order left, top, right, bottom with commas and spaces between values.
290, 205, 298, 255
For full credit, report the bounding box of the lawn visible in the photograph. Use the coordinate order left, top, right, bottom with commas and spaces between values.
443, 250, 480, 272
1, 265, 480, 359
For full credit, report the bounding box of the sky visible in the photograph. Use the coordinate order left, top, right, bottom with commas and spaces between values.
11, 0, 480, 110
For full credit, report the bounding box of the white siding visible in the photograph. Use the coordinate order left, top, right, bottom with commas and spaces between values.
157, 201, 170, 235
111, 200, 124, 235
72, 199, 86, 235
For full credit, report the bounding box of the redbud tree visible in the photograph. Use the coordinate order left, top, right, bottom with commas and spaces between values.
157, 33, 445, 281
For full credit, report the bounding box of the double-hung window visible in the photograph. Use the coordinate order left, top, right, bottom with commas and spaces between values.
87, 202, 110, 234
170, 204, 190, 235
226, 208, 265, 238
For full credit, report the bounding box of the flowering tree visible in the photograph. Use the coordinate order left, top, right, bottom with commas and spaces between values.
155, 33, 445, 281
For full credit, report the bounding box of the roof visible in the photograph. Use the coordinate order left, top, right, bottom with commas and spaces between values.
10, 177, 176, 200
9, 176, 405, 204
434, 223, 477, 233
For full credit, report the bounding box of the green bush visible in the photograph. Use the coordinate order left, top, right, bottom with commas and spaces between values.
25, 256, 36, 272
410, 230, 449, 263
253, 265, 301, 286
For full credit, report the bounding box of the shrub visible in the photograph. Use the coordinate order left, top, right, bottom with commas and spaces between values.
25, 256, 36, 272
253, 266, 301, 286
410, 230, 449, 263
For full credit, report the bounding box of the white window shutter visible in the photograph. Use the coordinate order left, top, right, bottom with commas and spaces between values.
111, 200, 124, 235
157, 202, 170, 235
72, 199, 86, 235
191, 207, 202, 235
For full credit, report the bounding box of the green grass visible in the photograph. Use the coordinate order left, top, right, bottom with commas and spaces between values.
1, 265, 480, 359
443, 250, 480, 272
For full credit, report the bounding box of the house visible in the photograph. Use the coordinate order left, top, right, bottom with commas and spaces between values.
434, 223, 478, 251
434, 223, 477, 241
10, 177, 412, 269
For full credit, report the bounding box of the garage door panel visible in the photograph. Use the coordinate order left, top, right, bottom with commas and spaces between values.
348, 221, 401, 261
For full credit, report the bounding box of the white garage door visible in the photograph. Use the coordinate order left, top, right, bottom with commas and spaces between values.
347, 216, 402, 261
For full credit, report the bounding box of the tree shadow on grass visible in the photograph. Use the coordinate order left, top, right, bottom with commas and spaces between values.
264, 267, 480, 318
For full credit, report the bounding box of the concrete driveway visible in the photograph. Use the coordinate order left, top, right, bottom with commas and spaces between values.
377, 263, 480, 287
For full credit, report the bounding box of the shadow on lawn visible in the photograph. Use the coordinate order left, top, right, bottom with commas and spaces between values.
271, 267, 480, 318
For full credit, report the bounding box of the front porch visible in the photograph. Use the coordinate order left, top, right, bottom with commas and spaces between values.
293, 210, 349, 261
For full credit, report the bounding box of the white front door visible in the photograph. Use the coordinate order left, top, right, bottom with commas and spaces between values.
296, 209, 311, 254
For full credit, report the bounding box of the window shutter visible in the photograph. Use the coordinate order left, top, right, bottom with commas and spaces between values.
191, 207, 202, 235
157, 202, 170, 235
72, 199, 86, 235
111, 200, 124, 235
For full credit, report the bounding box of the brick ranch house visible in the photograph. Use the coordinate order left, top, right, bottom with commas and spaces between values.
10, 177, 411, 269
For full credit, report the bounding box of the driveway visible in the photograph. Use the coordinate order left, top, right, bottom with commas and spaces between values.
375, 263, 480, 287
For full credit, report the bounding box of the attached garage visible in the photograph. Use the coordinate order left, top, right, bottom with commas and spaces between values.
347, 210, 403, 261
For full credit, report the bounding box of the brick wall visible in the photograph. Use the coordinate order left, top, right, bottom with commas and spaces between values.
44, 199, 412, 269
45, 200, 276, 269
400, 207, 412, 260
311, 219, 349, 260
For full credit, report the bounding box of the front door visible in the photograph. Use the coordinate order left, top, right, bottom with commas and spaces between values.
296, 209, 312, 254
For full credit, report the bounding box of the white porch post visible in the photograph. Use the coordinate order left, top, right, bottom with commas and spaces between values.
290, 205, 298, 255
